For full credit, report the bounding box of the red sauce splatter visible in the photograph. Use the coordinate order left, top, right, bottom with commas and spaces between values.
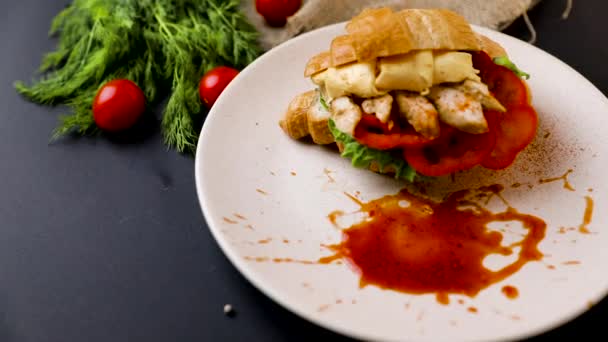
223, 217, 238, 224
547, 265, 556, 270
436, 293, 450, 305
322, 185, 546, 302
233, 213, 247, 220
579, 196, 594, 234
562, 260, 581, 266
257, 238, 272, 244
501, 285, 519, 299
244, 256, 314, 265
317, 304, 331, 312
539, 169, 575, 191
468, 307, 478, 313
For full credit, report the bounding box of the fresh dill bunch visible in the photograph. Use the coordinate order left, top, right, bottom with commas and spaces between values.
16, 0, 261, 153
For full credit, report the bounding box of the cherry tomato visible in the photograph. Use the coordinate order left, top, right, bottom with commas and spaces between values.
256, 0, 302, 27
93, 79, 146, 132
354, 114, 437, 150
481, 106, 538, 170
404, 117, 497, 177
199, 66, 239, 108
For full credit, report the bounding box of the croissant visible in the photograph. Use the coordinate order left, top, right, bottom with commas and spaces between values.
280, 8, 537, 179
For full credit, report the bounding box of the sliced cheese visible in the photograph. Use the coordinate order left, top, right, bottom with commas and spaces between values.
433, 51, 480, 84
312, 61, 386, 100
375, 50, 434, 92
312, 51, 483, 97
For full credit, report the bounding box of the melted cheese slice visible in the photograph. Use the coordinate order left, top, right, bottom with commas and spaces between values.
311, 50, 481, 98
375, 50, 433, 92
312, 61, 386, 100
433, 51, 480, 84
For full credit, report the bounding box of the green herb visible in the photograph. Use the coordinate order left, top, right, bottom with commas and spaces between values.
15, 0, 261, 154
493, 56, 530, 79
328, 119, 417, 182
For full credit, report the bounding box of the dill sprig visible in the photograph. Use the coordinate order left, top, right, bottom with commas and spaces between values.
15, 0, 260, 153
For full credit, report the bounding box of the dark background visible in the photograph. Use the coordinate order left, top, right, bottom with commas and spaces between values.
0, 0, 605, 341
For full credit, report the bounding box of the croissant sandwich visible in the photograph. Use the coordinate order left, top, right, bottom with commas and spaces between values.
280, 8, 538, 181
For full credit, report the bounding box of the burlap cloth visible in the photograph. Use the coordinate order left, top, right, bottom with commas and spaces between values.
242, 0, 542, 51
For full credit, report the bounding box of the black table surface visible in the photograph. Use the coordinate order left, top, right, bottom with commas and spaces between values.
1, 1, 606, 341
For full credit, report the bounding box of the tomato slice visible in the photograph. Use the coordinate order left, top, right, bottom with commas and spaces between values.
472, 51, 528, 107
481, 106, 538, 170
354, 114, 436, 150
472, 51, 539, 170
404, 119, 497, 177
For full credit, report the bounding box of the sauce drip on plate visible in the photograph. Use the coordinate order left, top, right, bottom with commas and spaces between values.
322, 185, 546, 300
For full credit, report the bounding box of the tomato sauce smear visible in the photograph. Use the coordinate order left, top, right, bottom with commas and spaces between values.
321, 186, 546, 302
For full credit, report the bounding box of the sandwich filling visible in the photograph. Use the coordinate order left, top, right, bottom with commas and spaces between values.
318, 51, 532, 180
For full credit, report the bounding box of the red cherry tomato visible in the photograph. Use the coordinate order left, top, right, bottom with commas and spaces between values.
256, 0, 302, 27
404, 116, 498, 177
93, 79, 146, 132
199, 66, 239, 108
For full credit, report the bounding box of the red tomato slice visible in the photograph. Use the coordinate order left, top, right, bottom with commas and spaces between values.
354, 115, 436, 150
481, 106, 539, 170
404, 119, 497, 177
472, 51, 528, 107
472, 51, 539, 170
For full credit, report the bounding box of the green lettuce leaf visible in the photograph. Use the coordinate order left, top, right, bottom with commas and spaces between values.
493, 56, 530, 79
328, 119, 417, 182
319, 92, 329, 110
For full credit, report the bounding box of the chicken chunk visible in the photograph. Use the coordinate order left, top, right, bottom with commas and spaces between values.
456, 80, 506, 112
428, 86, 488, 134
362, 94, 393, 123
330, 96, 362, 136
395, 91, 440, 139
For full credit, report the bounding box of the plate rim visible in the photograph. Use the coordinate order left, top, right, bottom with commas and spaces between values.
195, 22, 608, 342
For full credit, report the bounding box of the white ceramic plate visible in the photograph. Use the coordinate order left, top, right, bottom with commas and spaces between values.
195, 24, 608, 342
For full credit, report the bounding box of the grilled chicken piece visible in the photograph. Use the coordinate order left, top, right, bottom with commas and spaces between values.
456, 80, 506, 112
395, 91, 440, 139
279, 90, 316, 140
428, 86, 488, 134
362, 94, 393, 123
307, 93, 334, 144
331, 96, 363, 136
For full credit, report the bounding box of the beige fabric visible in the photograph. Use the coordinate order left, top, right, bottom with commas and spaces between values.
242, 0, 541, 51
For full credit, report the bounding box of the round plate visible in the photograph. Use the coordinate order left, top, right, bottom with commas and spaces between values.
195, 24, 608, 342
